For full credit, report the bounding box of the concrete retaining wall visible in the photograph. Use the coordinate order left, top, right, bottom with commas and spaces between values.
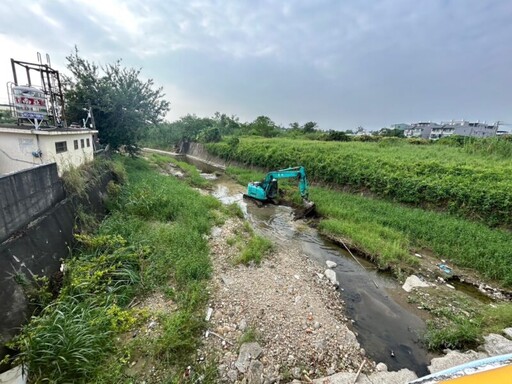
0, 163, 64, 243
0, 164, 113, 372
0, 199, 75, 355
182, 142, 229, 169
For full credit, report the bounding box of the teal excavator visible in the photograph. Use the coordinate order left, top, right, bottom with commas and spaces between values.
244, 166, 315, 215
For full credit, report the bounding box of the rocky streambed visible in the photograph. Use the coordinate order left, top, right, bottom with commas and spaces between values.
202, 217, 369, 383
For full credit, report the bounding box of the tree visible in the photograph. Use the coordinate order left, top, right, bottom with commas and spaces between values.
169, 114, 214, 142
64, 48, 170, 153
289, 122, 301, 131
379, 128, 404, 138
325, 130, 351, 142
198, 127, 221, 143
302, 121, 318, 133
249, 116, 279, 137
212, 112, 241, 136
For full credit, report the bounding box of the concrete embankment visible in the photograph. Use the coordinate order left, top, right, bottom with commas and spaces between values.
0, 163, 113, 371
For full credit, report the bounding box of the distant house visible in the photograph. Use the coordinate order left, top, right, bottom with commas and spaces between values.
496, 129, 512, 137
404, 122, 439, 139
429, 121, 497, 140
390, 123, 411, 131
0, 124, 97, 176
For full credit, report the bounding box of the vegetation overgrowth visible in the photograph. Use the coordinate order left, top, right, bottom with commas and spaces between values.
310, 187, 512, 285
10, 155, 227, 382
207, 137, 512, 227
146, 152, 211, 188
410, 288, 512, 351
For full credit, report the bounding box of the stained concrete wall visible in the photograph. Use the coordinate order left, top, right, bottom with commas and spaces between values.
0, 199, 75, 354
0, 165, 113, 371
0, 163, 64, 243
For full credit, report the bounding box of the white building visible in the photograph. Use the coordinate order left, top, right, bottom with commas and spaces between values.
0, 125, 97, 176
430, 121, 498, 140
404, 122, 439, 139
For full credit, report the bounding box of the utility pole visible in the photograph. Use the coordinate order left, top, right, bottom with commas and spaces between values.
88, 100, 96, 130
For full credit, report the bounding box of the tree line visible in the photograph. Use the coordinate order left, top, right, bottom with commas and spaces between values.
63, 50, 510, 152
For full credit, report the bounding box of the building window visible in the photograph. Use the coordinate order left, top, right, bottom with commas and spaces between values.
80, 139, 85, 148
86, 138, 90, 147
55, 141, 67, 153
74, 140, 78, 150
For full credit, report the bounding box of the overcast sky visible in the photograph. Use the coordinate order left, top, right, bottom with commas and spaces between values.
1, 0, 511, 131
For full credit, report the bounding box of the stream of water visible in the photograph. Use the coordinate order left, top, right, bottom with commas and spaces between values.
183, 157, 432, 376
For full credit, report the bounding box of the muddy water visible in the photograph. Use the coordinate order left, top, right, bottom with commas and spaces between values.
182, 157, 431, 376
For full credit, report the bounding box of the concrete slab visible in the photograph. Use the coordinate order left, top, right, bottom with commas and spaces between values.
482, 333, 512, 356
312, 369, 417, 384
428, 350, 487, 374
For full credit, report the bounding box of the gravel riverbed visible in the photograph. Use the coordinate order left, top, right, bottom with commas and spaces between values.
200, 218, 371, 383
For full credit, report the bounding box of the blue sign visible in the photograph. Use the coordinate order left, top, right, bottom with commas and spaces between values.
21, 112, 44, 120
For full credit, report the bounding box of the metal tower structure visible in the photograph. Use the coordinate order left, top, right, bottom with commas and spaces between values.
7, 52, 66, 128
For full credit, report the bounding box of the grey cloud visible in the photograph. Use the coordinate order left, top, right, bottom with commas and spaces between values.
0, 0, 511, 129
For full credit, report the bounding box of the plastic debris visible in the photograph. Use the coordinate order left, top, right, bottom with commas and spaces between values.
438, 263, 452, 275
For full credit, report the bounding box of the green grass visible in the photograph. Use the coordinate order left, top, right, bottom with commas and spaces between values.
225, 166, 265, 186
425, 315, 482, 350
13, 155, 223, 382
311, 187, 512, 285
236, 235, 273, 265
221, 162, 512, 286
154, 310, 205, 365
422, 297, 512, 351
147, 152, 211, 188
238, 327, 261, 345
481, 304, 512, 334
15, 297, 114, 383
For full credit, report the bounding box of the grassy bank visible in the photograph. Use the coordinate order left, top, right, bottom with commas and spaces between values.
311, 187, 512, 286
207, 137, 512, 227
9, 156, 226, 382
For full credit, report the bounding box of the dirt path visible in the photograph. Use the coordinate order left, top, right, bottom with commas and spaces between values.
201, 218, 371, 383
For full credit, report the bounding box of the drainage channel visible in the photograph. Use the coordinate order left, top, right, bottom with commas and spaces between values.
180, 156, 432, 376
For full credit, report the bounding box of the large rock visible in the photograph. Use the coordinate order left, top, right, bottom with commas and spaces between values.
503, 327, 512, 339
324, 269, 339, 286
402, 275, 431, 292
0, 365, 26, 384
326, 260, 337, 269
235, 342, 263, 373
482, 333, 512, 356
312, 369, 417, 383
246, 360, 263, 384
428, 350, 487, 374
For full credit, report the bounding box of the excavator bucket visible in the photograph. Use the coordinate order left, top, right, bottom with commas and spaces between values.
294, 199, 316, 219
